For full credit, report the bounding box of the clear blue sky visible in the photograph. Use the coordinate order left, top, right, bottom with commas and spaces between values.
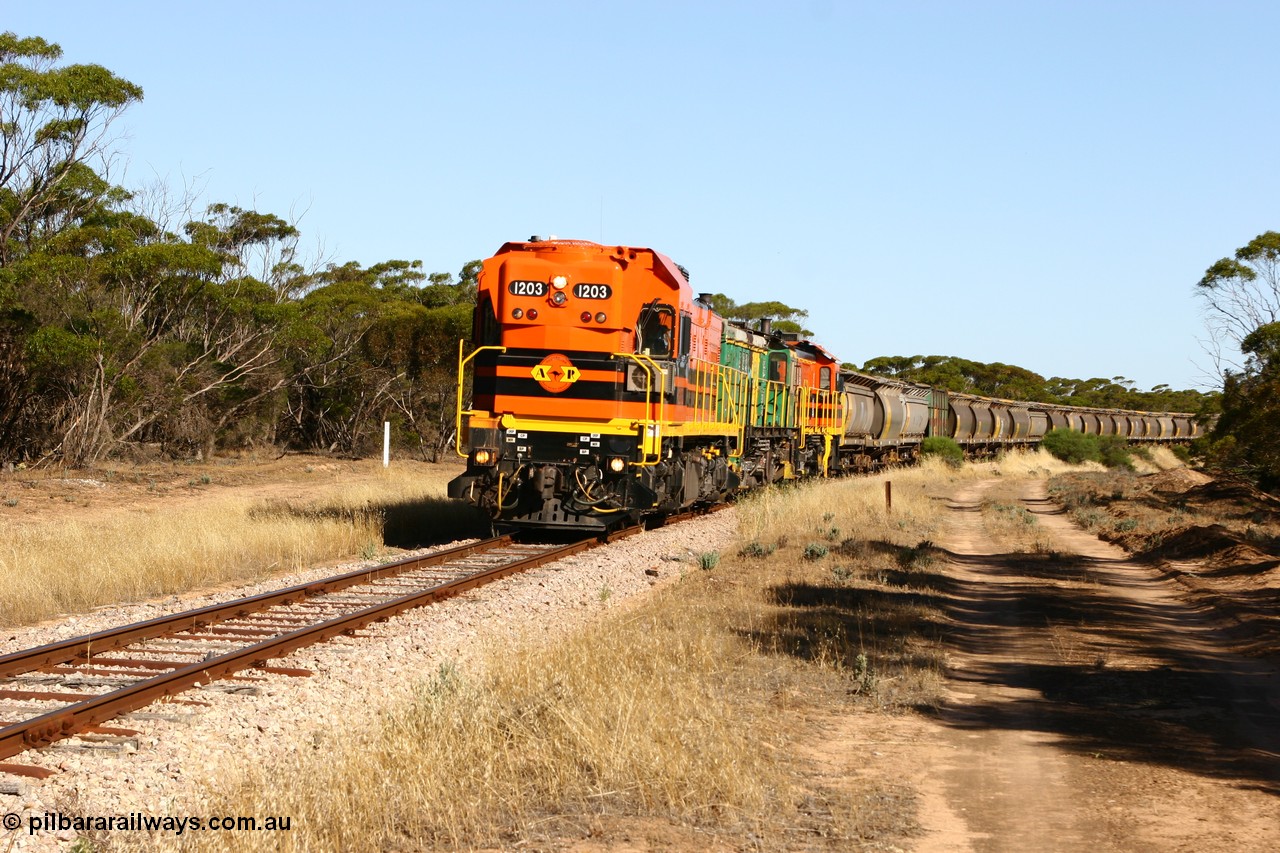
10, 1, 1278, 391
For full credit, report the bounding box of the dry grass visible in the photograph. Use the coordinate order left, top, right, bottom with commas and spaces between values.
738, 455, 968, 547
978, 473, 1061, 555
734, 460, 963, 712
1046, 619, 1111, 669
1131, 445, 1187, 474
959, 446, 1189, 553
981, 497, 1050, 551
166, 607, 925, 850
951, 450, 1110, 554
1049, 469, 1149, 538
157, 461, 1005, 852
167, 602, 792, 852
0, 463, 481, 627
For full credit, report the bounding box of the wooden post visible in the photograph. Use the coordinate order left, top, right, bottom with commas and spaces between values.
885, 480, 892, 514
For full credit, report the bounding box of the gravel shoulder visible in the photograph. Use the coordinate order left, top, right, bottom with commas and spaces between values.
0, 510, 738, 851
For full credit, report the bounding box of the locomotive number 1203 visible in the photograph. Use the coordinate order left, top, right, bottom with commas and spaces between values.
573, 283, 612, 299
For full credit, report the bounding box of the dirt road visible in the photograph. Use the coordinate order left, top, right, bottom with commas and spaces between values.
881, 478, 1279, 852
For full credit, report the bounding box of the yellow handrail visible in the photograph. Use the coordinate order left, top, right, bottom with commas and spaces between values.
612, 352, 667, 465
717, 369, 747, 454
454, 341, 507, 458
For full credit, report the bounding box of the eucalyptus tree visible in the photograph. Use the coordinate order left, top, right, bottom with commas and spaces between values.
1206, 322, 1280, 491
0, 32, 143, 460
282, 259, 478, 458
1197, 231, 1280, 373
0, 32, 142, 269
700, 293, 812, 335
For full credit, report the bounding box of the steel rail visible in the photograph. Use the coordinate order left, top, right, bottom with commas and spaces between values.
0, 504, 717, 768
0, 536, 514, 680
0, 532, 606, 758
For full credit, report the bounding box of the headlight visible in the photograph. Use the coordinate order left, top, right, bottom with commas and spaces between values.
551, 291, 567, 306
551, 275, 568, 289
472, 449, 494, 466
608, 457, 627, 473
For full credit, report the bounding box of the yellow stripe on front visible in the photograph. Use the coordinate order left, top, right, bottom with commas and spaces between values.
497, 413, 742, 439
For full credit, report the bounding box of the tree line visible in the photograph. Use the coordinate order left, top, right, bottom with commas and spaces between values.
853, 354, 1210, 414
0, 33, 475, 466
4, 32, 1271, 491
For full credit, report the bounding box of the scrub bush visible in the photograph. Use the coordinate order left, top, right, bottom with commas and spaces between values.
1040, 428, 1100, 464
920, 436, 963, 467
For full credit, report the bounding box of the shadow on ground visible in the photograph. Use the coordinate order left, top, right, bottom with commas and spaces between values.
250, 495, 492, 549
381, 496, 492, 548
750, 540, 1280, 794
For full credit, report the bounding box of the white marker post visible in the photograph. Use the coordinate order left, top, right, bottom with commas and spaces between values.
383, 421, 390, 468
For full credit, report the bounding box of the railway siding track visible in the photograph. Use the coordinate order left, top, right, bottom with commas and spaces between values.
0, 531, 638, 775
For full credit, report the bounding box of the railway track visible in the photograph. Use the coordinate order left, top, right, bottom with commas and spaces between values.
0, 529, 645, 777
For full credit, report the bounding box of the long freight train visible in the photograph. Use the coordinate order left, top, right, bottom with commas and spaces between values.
448, 238, 1201, 532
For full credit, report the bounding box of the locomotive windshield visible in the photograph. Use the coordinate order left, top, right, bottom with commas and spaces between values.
637, 301, 674, 357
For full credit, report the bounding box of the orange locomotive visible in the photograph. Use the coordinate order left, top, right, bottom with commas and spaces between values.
448, 238, 747, 531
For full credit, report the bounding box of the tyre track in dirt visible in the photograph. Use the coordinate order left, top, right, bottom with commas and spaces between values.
910, 478, 1280, 853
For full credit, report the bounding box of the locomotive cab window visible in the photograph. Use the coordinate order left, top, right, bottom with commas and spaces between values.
768, 352, 788, 383
474, 293, 500, 346
819, 366, 832, 391
637, 302, 675, 357
679, 313, 692, 359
